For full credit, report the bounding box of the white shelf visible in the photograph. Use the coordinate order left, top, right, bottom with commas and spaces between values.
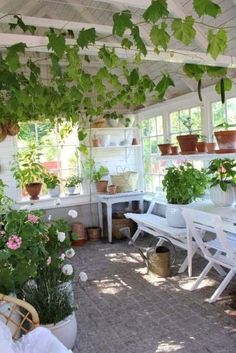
86, 127, 138, 132
89, 144, 141, 150
156, 152, 236, 161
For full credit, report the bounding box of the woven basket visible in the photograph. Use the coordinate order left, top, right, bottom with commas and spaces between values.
110, 171, 138, 192
112, 218, 135, 239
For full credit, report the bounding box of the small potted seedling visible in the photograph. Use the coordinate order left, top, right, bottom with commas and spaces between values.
177, 115, 198, 153
158, 139, 172, 155
65, 175, 82, 195
196, 135, 208, 153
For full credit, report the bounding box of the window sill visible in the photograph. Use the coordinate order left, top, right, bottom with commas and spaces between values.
15, 193, 98, 210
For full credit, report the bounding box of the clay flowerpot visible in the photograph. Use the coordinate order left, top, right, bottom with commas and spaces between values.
87, 227, 101, 241
25, 182, 42, 200
107, 185, 117, 194
132, 137, 139, 145
214, 130, 236, 152
92, 138, 100, 147
196, 141, 208, 153
6, 122, 20, 136
71, 223, 87, 246
158, 143, 172, 155
206, 142, 216, 154
177, 134, 198, 154
96, 180, 108, 193
171, 146, 178, 155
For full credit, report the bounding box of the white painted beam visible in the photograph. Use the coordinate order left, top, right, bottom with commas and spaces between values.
0, 13, 112, 35
0, 33, 236, 68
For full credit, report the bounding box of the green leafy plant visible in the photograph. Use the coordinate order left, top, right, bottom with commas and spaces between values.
207, 158, 236, 191
44, 172, 60, 189
214, 122, 236, 130
0, 179, 13, 222
11, 144, 47, 187
180, 115, 193, 134
162, 162, 208, 204
65, 175, 82, 187
81, 158, 109, 182
92, 166, 109, 182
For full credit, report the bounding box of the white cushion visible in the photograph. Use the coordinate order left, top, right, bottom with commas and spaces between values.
0, 320, 15, 353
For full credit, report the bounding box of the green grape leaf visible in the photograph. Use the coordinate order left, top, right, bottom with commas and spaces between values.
171, 16, 196, 45
131, 25, 147, 56
206, 66, 227, 77
47, 30, 66, 58
113, 10, 133, 37
78, 129, 87, 141
77, 28, 96, 49
6, 43, 26, 71
143, 0, 169, 23
9, 15, 36, 34
150, 23, 170, 50
183, 64, 206, 81
155, 74, 175, 99
121, 38, 133, 49
98, 46, 119, 67
207, 29, 227, 59
128, 68, 139, 86
193, 0, 221, 18
215, 77, 232, 94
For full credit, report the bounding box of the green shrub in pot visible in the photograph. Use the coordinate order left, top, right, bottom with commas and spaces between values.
44, 172, 61, 197
162, 163, 208, 227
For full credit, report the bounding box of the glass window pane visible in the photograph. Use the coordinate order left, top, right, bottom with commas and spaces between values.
212, 101, 225, 127
18, 123, 36, 147
156, 116, 163, 135
170, 112, 179, 133
191, 107, 201, 130
149, 118, 156, 136
150, 137, 158, 153
141, 120, 150, 137
227, 97, 236, 126
37, 123, 56, 146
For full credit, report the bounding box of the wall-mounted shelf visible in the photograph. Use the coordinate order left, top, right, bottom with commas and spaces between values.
156, 152, 236, 161
90, 144, 141, 150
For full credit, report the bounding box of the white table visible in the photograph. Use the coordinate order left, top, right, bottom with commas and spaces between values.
97, 191, 144, 243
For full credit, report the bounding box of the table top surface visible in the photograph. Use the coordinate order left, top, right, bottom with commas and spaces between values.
96, 191, 144, 200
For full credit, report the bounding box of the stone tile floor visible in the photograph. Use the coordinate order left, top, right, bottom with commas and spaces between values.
72, 236, 236, 353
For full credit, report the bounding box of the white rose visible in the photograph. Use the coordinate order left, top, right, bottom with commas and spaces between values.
65, 248, 75, 258
59, 253, 65, 260
79, 271, 88, 282
57, 231, 66, 242
68, 209, 78, 218
62, 264, 73, 276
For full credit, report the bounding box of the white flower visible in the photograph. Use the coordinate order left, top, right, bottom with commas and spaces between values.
48, 214, 52, 221
65, 248, 75, 258
57, 231, 66, 242
62, 264, 73, 276
59, 253, 65, 260
68, 209, 78, 218
79, 271, 88, 282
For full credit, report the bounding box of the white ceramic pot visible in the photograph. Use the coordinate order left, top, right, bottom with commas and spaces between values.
165, 204, 186, 228
44, 312, 77, 350
98, 135, 111, 147
67, 186, 75, 195
108, 118, 119, 127
48, 185, 60, 197
209, 184, 235, 206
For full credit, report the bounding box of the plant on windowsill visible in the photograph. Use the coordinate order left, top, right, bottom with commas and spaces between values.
65, 175, 82, 195
214, 122, 236, 152
158, 139, 172, 156
177, 116, 199, 154
207, 158, 236, 206
196, 134, 208, 153
10, 144, 47, 200
44, 172, 61, 198
162, 162, 208, 227
81, 158, 109, 193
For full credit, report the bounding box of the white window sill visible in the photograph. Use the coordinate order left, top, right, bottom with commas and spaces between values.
15, 193, 98, 210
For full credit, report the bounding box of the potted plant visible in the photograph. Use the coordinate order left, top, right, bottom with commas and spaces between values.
81, 158, 109, 193
103, 112, 123, 128
11, 144, 47, 200
65, 175, 82, 195
214, 122, 236, 152
162, 163, 208, 227
158, 140, 172, 155
177, 116, 199, 154
44, 172, 61, 197
196, 135, 208, 153
0, 179, 13, 227
207, 158, 236, 206
92, 165, 109, 192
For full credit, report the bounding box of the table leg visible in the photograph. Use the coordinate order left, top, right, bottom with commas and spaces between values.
98, 202, 103, 238
107, 202, 113, 243
139, 197, 144, 212
187, 228, 193, 277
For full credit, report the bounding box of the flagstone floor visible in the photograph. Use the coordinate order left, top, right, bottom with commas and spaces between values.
72, 236, 236, 353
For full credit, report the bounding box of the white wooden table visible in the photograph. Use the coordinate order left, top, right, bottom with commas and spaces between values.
97, 191, 144, 243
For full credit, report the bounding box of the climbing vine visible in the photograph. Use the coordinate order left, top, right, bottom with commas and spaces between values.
0, 0, 234, 130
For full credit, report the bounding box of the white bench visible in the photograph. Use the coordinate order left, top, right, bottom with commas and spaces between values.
125, 198, 197, 275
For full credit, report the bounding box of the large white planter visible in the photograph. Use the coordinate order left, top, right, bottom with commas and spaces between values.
165, 204, 186, 228
108, 118, 119, 127
44, 312, 77, 350
209, 184, 235, 207
48, 185, 60, 198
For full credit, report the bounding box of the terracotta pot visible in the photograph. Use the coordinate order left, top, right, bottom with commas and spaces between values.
171, 146, 178, 155
196, 141, 208, 153
92, 138, 100, 147
25, 182, 42, 200
96, 180, 108, 193
177, 134, 198, 154
214, 130, 236, 152
71, 223, 87, 246
87, 227, 101, 241
132, 138, 138, 145
206, 142, 216, 154
5, 122, 20, 136
107, 185, 117, 194
158, 143, 172, 155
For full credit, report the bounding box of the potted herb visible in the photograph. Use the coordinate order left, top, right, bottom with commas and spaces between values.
81, 158, 109, 193
207, 158, 236, 206
177, 116, 199, 154
158, 140, 172, 155
44, 172, 60, 197
92, 165, 109, 192
214, 122, 236, 152
65, 175, 82, 195
196, 135, 208, 153
162, 163, 208, 227
11, 144, 47, 200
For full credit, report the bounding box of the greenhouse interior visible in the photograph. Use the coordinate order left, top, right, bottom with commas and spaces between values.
1, 0, 236, 352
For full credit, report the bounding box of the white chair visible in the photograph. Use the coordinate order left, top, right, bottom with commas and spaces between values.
182, 208, 236, 303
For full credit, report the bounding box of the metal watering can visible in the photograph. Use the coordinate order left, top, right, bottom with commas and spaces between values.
120, 227, 176, 278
